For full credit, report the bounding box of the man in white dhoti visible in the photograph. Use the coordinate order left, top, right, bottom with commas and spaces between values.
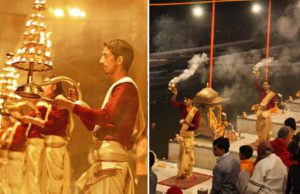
21, 82, 74, 194
23, 101, 50, 194
53, 39, 146, 194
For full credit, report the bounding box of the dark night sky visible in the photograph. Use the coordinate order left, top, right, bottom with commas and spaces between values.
150, 0, 293, 52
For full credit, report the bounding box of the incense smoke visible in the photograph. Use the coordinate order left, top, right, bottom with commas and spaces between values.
169, 53, 208, 85
153, 17, 179, 51
213, 44, 299, 122
254, 57, 279, 68
213, 48, 282, 121
277, 1, 300, 40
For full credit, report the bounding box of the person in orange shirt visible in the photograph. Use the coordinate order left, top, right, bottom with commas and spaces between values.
236, 145, 255, 193
239, 145, 254, 175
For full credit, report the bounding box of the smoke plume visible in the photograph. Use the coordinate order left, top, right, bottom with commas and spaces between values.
169, 53, 208, 85
254, 57, 279, 68
276, 1, 300, 40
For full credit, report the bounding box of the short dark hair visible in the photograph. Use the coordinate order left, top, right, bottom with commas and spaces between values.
277, 126, 290, 139
42, 75, 65, 97
184, 94, 193, 100
150, 151, 155, 168
284, 117, 296, 131
104, 39, 134, 71
263, 80, 271, 85
54, 82, 64, 97
213, 137, 230, 153
239, 145, 253, 159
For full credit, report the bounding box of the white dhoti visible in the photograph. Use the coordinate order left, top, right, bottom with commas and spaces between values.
256, 109, 272, 142
177, 131, 195, 178
76, 77, 145, 194
0, 162, 6, 194
77, 141, 135, 194
23, 138, 44, 194
40, 135, 70, 194
6, 151, 25, 194
255, 91, 275, 142
0, 150, 8, 194
177, 107, 197, 179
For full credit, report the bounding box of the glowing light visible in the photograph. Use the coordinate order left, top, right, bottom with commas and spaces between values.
80, 11, 86, 18
45, 51, 51, 57
46, 40, 52, 47
68, 8, 86, 18
40, 22, 46, 27
252, 3, 262, 14
192, 6, 203, 17
26, 20, 31, 27
39, 32, 45, 44
53, 8, 65, 17
29, 47, 35, 53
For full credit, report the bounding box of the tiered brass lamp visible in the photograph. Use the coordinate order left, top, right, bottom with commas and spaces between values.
0, 54, 21, 116
10, 0, 53, 98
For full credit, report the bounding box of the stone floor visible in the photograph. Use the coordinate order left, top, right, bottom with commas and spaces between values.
153, 161, 213, 194
286, 98, 300, 112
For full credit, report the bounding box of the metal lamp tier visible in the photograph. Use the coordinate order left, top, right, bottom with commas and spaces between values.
10, 0, 53, 98
0, 54, 21, 116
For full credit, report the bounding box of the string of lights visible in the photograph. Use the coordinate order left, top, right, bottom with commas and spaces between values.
150, 0, 255, 7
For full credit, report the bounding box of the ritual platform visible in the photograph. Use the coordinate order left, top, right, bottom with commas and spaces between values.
237, 110, 300, 136
286, 98, 300, 113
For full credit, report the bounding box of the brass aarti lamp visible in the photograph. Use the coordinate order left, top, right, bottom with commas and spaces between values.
10, 0, 85, 105
10, 0, 53, 99
0, 54, 21, 116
